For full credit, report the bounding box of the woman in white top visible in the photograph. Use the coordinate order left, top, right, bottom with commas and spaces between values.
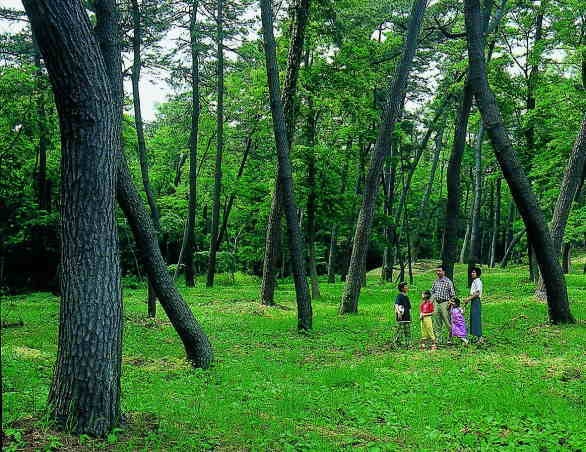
465, 267, 483, 342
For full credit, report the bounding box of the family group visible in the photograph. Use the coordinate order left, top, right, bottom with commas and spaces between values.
393, 265, 484, 349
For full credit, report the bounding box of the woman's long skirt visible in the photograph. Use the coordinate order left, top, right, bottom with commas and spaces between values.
470, 297, 482, 337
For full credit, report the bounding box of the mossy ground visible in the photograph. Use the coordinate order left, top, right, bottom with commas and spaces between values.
2, 260, 585, 451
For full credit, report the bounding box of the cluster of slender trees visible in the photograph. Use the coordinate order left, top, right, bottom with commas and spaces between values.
7, 0, 583, 437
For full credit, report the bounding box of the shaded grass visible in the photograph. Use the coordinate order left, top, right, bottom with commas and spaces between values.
2, 262, 585, 451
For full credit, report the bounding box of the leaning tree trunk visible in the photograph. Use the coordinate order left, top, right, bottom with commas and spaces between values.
260, 0, 312, 330
340, 0, 427, 313
260, 0, 311, 305
207, 0, 224, 288
94, 0, 213, 367
500, 229, 525, 268
131, 0, 159, 316
464, 0, 574, 323
185, 1, 201, 287
442, 84, 474, 281
536, 113, 586, 294
23, 0, 122, 436
414, 127, 444, 259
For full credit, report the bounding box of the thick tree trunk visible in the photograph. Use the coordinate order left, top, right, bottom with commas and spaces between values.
207, 0, 224, 287
340, 0, 427, 313
489, 177, 501, 267
260, 0, 310, 305
24, 0, 122, 436
442, 84, 474, 281
185, 1, 201, 287
94, 0, 213, 367
464, 0, 574, 323
260, 0, 312, 330
131, 0, 159, 315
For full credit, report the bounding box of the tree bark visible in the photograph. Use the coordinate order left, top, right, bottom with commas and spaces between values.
185, 1, 201, 287
23, 0, 122, 436
207, 0, 224, 287
500, 229, 525, 268
442, 84, 474, 281
414, 128, 443, 259
260, 0, 310, 305
131, 0, 159, 316
94, 0, 213, 367
562, 243, 571, 274
464, 0, 574, 323
260, 0, 312, 330
536, 113, 586, 292
467, 123, 483, 286
489, 177, 501, 267
305, 102, 321, 299
327, 223, 337, 283
340, 0, 427, 313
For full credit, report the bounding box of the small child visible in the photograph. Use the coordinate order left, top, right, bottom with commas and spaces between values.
449, 298, 469, 344
419, 290, 437, 350
393, 282, 412, 347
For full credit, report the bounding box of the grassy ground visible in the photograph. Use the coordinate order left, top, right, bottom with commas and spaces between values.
2, 261, 585, 451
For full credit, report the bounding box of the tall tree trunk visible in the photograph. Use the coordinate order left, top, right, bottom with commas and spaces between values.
340, 0, 427, 313
260, 0, 310, 305
207, 0, 224, 288
131, 0, 159, 316
24, 0, 122, 436
500, 229, 525, 268
504, 198, 515, 253
464, 0, 574, 323
260, 0, 312, 330
489, 177, 501, 267
94, 0, 213, 367
467, 123, 483, 286
305, 102, 321, 299
216, 131, 255, 248
442, 85, 474, 281
414, 128, 443, 259
536, 113, 586, 293
185, 1, 201, 287
459, 221, 471, 264
382, 147, 397, 281
327, 223, 337, 283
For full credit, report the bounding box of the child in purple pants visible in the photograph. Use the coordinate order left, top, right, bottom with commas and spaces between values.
450, 298, 469, 344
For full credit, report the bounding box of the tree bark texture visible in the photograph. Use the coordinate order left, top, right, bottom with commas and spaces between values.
207, 0, 224, 287
94, 0, 214, 367
340, 0, 427, 313
260, 0, 310, 305
185, 1, 201, 287
23, 0, 122, 436
260, 0, 312, 330
464, 0, 574, 323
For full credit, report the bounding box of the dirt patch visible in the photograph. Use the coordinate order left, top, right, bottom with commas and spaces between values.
2, 412, 160, 451
123, 355, 190, 372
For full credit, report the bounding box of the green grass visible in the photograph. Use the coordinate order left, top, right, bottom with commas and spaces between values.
2, 261, 585, 451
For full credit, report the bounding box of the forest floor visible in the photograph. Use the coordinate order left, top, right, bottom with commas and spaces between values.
2, 259, 585, 451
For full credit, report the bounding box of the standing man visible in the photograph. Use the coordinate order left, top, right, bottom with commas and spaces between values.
430, 265, 455, 344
